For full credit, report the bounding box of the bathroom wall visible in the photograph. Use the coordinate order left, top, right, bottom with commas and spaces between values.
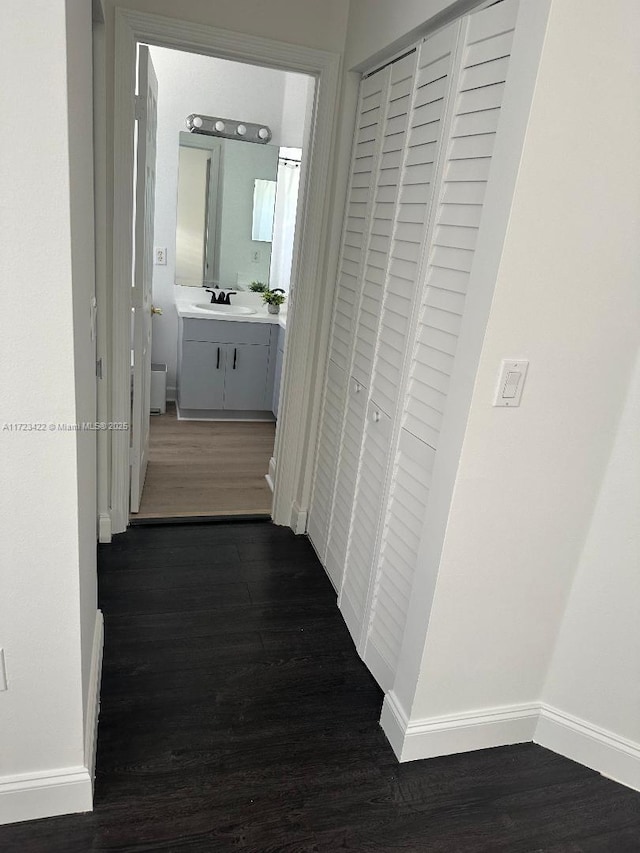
149, 45, 311, 394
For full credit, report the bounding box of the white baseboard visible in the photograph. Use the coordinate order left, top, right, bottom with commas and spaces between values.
84, 610, 104, 782
380, 694, 640, 791
265, 456, 276, 493
98, 512, 112, 543
380, 690, 409, 760
0, 766, 93, 826
380, 691, 539, 763
0, 611, 104, 825
290, 501, 307, 534
535, 705, 640, 792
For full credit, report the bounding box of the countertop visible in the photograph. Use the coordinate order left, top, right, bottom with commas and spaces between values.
175, 290, 287, 330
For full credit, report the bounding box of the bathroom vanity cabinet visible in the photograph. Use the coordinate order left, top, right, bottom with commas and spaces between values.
178, 318, 279, 419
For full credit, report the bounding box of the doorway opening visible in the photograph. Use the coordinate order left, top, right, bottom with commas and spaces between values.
129, 45, 313, 522
102, 10, 340, 539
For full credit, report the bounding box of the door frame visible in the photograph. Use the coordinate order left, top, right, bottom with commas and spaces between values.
107, 9, 341, 535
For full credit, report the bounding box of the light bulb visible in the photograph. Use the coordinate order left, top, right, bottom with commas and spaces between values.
236, 124, 247, 136
192, 116, 203, 128
215, 120, 225, 132
258, 128, 269, 140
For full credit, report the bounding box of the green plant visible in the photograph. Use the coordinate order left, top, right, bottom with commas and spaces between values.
249, 281, 267, 293
261, 290, 286, 306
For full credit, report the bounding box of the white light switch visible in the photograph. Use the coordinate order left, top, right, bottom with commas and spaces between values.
494, 359, 528, 407
0, 649, 8, 691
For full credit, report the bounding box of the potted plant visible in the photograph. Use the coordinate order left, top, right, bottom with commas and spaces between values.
262, 289, 286, 315
249, 281, 267, 293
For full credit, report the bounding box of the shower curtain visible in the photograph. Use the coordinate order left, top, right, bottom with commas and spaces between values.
269, 160, 300, 293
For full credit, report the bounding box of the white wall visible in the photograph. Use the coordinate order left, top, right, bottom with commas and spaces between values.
344, 0, 474, 69
543, 349, 640, 742
0, 0, 97, 822
148, 46, 311, 392
395, 0, 640, 728
280, 72, 314, 149
105, 0, 350, 54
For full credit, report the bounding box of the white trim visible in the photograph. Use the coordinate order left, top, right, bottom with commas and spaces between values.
110, 10, 342, 536
380, 691, 539, 763
380, 690, 410, 760
0, 767, 93, 826
98, 512, 112, 544
84, 610, 104, 782
110, 9, 136, 535
93, 13, 111, 542
290, 502, 308, 535
265, 456, 276, 493
536, 705, 640, 793
380, 695, 640, 791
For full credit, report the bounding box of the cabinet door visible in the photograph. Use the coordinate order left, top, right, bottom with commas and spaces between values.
179, 340, 225, 409
224, 344, 270, 410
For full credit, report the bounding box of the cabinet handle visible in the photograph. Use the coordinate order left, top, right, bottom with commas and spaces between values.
233, 348, 237, 370
216, 347, 220, 369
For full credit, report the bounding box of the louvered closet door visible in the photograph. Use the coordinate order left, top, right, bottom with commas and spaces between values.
339, 36, 458, 646
308, 71, 387, 568
364, 0, 520, 686
323, 66, 393, 588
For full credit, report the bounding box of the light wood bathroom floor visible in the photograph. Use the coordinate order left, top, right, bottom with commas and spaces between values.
133, 404, 275, 519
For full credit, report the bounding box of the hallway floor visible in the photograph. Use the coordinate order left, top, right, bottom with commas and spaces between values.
2, 521, 640, 851
134, 404, 275, 519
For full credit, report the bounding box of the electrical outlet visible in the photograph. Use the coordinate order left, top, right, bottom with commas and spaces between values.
154, 247, 167, 265
252, 250, 260, 263
0, 649, 8, 691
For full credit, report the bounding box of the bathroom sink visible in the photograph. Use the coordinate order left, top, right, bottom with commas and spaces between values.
191, 303, 257, 316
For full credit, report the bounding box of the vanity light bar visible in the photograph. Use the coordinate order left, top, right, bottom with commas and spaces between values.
186, 114, 272, 144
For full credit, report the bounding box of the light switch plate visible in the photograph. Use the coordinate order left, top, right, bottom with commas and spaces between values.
494, 359, 529, 407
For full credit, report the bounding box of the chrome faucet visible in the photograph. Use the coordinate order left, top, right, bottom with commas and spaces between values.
205, 288, 237, 305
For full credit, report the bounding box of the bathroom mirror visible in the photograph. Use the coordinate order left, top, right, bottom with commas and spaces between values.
175, 131, 278, 288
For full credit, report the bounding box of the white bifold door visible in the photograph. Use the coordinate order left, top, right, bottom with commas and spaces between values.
308, 0, 523, 689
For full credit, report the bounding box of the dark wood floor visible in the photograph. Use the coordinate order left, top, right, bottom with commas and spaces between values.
2, 522, 639, 851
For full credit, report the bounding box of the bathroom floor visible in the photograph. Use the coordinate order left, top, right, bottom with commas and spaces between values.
133, 403, 275, 519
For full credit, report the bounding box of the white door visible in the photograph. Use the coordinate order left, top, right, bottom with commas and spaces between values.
130, 46, 158, 513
